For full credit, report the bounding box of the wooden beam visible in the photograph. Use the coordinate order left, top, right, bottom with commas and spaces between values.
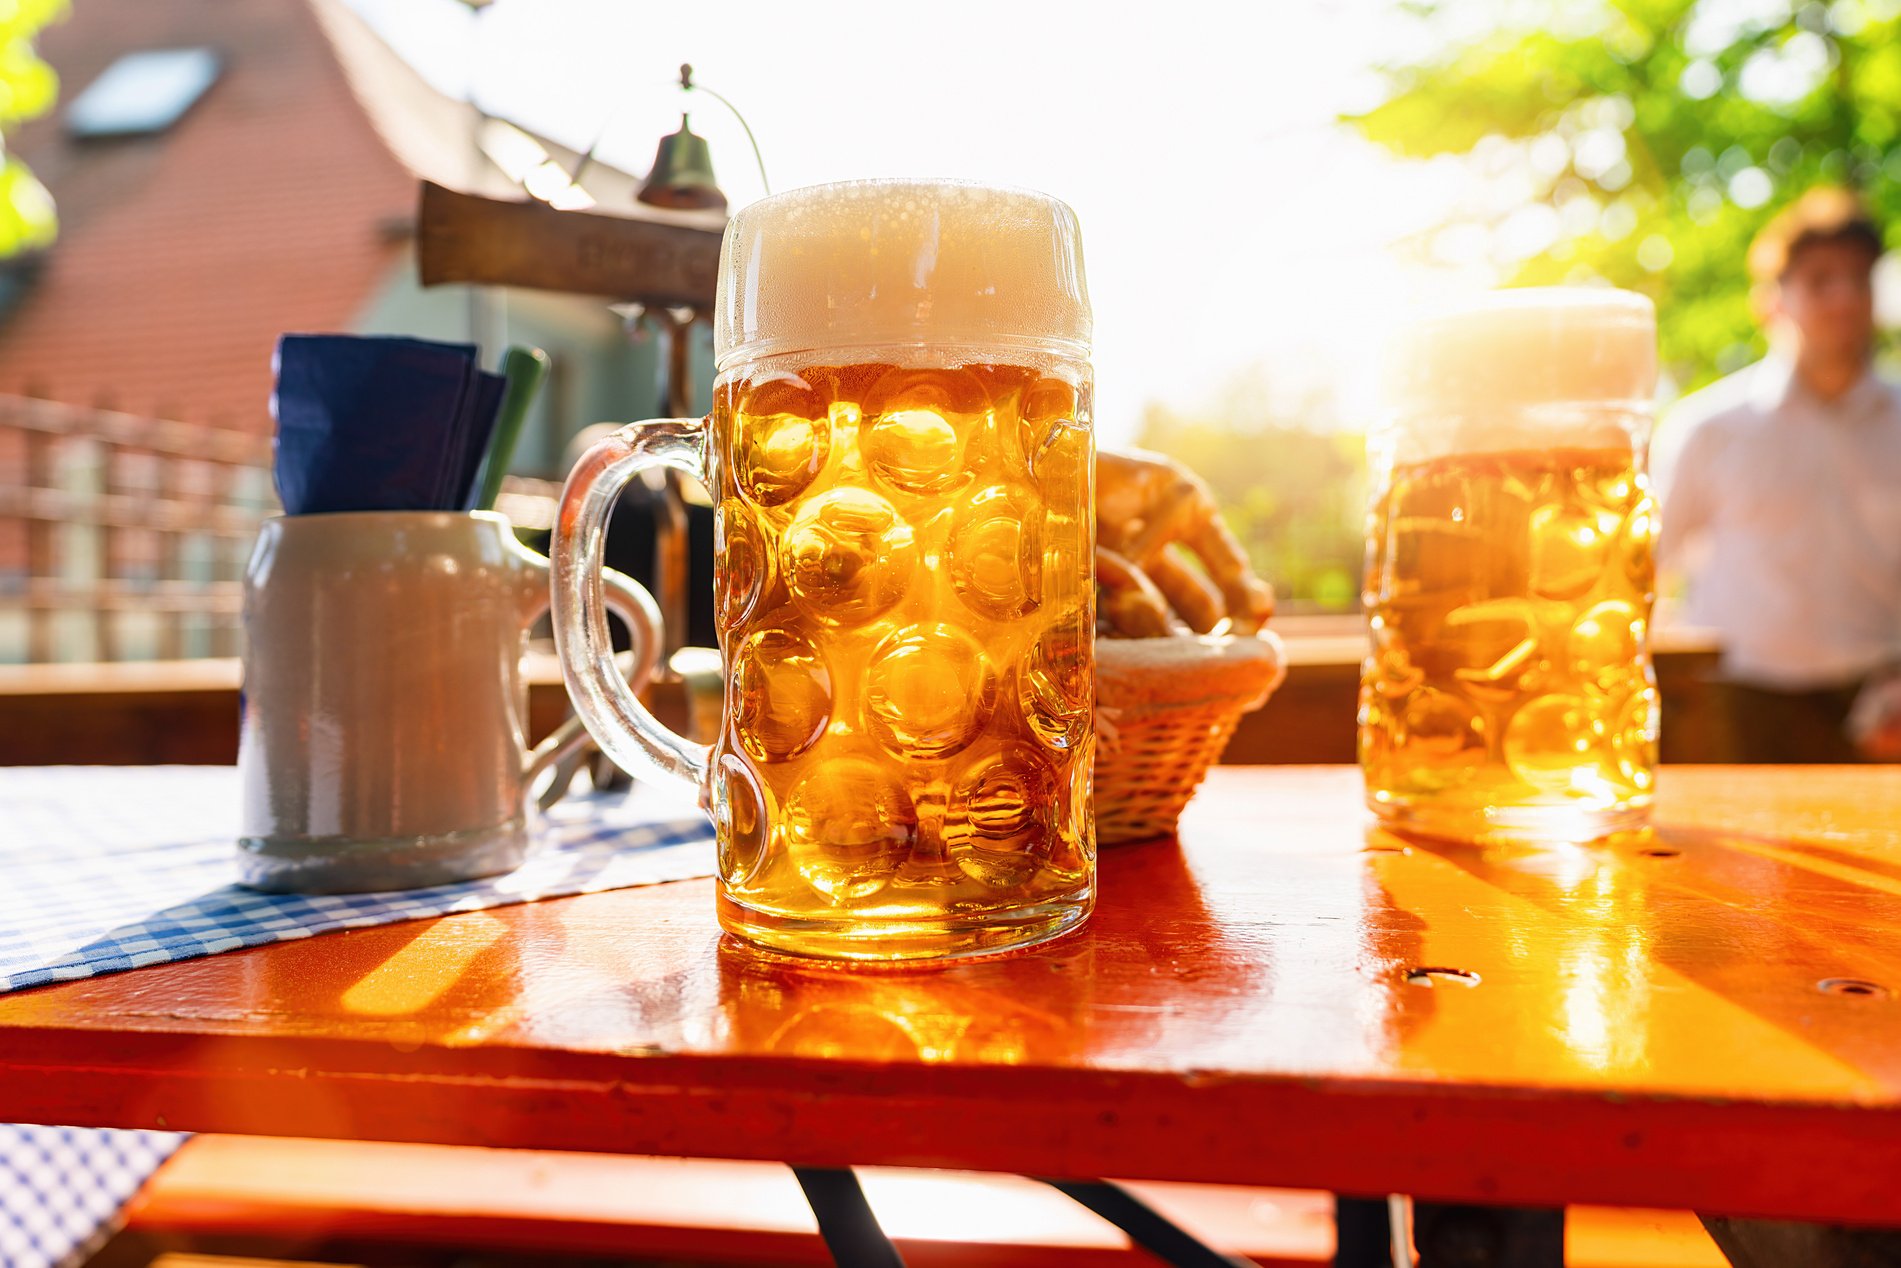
0, 630, 1725, 768
0, 657, 688, 766
415, 181, 722, 307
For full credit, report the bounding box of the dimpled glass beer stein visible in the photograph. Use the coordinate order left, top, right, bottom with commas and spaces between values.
552, 180, 1096, 961
1361, 289, 1659, 845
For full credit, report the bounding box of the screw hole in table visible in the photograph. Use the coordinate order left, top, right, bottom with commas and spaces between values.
1405, 967, 1481, 988
1817, 978, 1889, 999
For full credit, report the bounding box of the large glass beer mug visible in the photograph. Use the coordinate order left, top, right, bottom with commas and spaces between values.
1361, 289, 1658, 844
552, 179, 1096, 961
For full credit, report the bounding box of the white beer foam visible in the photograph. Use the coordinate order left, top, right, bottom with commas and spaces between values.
1383, 288, 1657, 456
714, 179, 1091, 368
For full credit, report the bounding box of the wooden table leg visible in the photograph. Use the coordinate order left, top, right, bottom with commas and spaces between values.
791, 1166, 908, 1268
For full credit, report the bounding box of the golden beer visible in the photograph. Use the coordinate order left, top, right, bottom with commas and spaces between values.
1361, 447, 1658, 838
709, 360, 1095, 956
1363, 290, 1658, 844
552, 180, 1097, 960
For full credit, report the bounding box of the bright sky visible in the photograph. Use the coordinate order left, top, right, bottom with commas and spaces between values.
349, 0, 1487, 445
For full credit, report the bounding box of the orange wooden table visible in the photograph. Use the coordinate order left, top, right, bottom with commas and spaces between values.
3, 766, 1899, 1228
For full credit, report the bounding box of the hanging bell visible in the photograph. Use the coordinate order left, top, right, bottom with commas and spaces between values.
636, 114, 727, 212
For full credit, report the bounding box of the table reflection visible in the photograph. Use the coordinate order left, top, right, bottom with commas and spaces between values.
715, 934, 1094, 1066
1382, 820, 1901, 1094
711, 830, 1433, 1078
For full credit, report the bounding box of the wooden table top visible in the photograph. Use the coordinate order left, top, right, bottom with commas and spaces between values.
4, 766, 1899, 1224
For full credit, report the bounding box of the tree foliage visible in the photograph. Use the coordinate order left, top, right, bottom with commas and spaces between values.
1347, 0, 1901, 388
1134, 399, 1367, 613
1, 0, 63, 257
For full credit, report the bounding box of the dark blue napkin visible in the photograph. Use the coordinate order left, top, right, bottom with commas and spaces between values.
447, 368, 507, 511
271, 335, 506, 515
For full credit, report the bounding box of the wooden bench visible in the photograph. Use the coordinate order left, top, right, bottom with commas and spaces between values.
0, 619, 1723, 767
106, 1136, 1724, 1267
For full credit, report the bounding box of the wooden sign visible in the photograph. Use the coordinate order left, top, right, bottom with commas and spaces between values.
415, 181, 723, 307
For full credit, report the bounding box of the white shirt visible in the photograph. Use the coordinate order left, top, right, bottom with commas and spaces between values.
1654, 356, 1901, 688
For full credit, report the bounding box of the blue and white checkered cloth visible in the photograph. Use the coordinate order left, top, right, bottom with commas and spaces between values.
0, 1127, 184, 1268
0, 765, 715, 1268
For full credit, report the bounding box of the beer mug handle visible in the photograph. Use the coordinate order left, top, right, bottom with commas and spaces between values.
551, 418, 712, 800
519, 543, 664, 802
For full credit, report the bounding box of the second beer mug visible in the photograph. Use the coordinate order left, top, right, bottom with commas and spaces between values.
1361, 289, 1659, 845
553, 179, 1097, 961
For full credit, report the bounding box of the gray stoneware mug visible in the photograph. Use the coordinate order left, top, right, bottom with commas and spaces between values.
238, 510, 657, 893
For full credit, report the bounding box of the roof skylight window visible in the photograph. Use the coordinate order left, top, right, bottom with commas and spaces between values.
67, 48, 222, 138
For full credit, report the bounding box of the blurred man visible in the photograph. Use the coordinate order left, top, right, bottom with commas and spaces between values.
1656, 187, 1901, 761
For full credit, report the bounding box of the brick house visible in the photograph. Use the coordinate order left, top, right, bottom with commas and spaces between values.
0, 0, 691, 457
0, 0, 704, 661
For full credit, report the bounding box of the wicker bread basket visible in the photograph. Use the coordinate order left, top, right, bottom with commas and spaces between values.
1094, 632, 1288, 844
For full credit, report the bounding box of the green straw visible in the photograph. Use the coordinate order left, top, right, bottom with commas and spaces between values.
474, 346, 552, 511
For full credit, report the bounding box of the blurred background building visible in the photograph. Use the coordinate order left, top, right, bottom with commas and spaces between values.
0, 0, 697, 662
2, 0, 1898, 663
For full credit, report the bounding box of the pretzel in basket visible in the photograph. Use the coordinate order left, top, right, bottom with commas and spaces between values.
1095, 448, 1276, 637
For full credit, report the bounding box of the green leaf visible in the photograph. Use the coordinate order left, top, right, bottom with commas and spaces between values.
0, 0, 63, 253
1345, 0, 1901, 390
0, 43, 57, 123
0, 156, 56, 255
